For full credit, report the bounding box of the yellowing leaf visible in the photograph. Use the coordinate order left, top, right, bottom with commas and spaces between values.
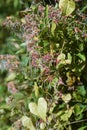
21, 116, 36, 130
51, 21, 56, 36
59, 0, 68, 14
28, 97, 47, 122
66, 0, 75, 16
6, 72, 16, 82
59, 0, 75, 16
38, 97, 47, 122
21, 18, 26, 24
29, 103, 38, 116
57, 53, 65, 61
40, 122, 46, 130
34, 82, 39, 98
62, 93, 71, 103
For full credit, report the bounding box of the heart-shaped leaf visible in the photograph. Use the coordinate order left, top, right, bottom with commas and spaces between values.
59, 0, 75, 16
29, 103, 38, 116
38, 97, 47, 122
29, 97, 47, 122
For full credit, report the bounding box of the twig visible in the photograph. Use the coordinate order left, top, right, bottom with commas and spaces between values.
68, 119, 87, 125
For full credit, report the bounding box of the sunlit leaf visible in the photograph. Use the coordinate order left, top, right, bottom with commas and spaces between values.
61, 107, 73, 121
29, 103, 38, 116
59, 0, 75, 16
62, 93, 71, 103
21, 116, 36, 130
67, 53, 72, 63
5, 72, 16, 82
51, 21, 56, 36
66, 0, 75, 15
40, 122, 46, 130
34, 82, 39, 98
57, 53, 65, 61
38, 97, 47, 122
29, 97, 47, 122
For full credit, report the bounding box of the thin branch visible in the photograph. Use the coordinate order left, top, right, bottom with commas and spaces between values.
68, 119, 87, 125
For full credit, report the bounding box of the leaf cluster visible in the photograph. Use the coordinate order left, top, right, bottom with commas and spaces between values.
0, 3, 87, 130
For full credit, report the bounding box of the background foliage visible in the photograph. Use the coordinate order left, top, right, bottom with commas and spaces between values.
0, 0, 87, 130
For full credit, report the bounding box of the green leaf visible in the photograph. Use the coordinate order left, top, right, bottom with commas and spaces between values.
78, 126, 87, 130
74, 104, 86, 116
79, 44, 84, 52
0, 104, 11, 110
13, 92, 25, 100
20, 54, 29, 67
43, 40, 49, 47
14, 0, 18, 8
77, 86, 86, 96
59, 0, 75, 16
51, 21, 56, 36
29, 97, 47, 122
0, 86, 6, 94
77, 53, 86, 62
20, 42, 27, 47
21, 116, 36, 130
61, 107, 73, 121
67, 53, 72, 63
16, 48, 25, 54
45, 5, 49, 24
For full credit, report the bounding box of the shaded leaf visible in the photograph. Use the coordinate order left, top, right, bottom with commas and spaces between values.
78, 126, 87, 130
77, 53, 86, 62
77, 86, 86, 96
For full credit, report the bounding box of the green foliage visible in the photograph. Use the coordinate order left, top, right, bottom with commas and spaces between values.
0, 2, 87, 130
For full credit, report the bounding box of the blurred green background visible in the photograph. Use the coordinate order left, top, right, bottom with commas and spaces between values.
0, 0, 32, 54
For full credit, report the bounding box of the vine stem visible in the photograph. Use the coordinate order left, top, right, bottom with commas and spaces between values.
68, 119, 87, 125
